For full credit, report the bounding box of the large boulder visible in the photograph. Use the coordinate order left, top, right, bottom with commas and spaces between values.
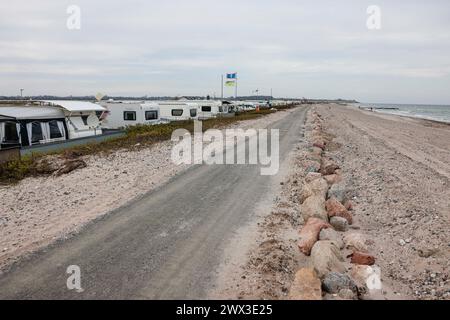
321, 272, 358, 295
349, 251, 376, 266
350, 265, 382, 296
310, 241, 345, 278
323, 174, 342, 186
298, 218, 332, 256
300, 178, 329, 203
325, 197, 353, 224
304, 172, 322, 183
320, 158, 339, 175
330, 216, 349, 232
327, 181, 347, 203
288, 268, 322, 300
319, 228, 344, 249
301, 196, 328, 222
343, 233, 369, 252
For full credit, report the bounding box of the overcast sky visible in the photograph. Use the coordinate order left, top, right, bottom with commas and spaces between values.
1, 0, 449, 104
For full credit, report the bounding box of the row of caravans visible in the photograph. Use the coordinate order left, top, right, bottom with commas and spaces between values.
100, 100, 230, 129
0, 99, 296, 149
0, 100, 105, 150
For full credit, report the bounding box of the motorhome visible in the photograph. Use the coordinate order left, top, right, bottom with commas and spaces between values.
100, 101, 162, 129
157, 102, 199, 121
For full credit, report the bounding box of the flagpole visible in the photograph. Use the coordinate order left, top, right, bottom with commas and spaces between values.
235, 73, 238, 100
221, 74, 224, 99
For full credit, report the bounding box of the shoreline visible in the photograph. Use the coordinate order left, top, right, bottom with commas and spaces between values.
349, 103, 450, 126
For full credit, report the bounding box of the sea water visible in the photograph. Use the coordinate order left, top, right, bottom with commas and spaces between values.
358, 103, 450, 123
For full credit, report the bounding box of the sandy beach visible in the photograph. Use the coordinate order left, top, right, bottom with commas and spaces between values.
314, 104, 450, 299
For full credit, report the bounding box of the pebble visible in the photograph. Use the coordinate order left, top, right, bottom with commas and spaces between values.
398, 239, 406, 246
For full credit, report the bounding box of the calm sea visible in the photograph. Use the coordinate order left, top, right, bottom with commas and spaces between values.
356, 103, 450, 123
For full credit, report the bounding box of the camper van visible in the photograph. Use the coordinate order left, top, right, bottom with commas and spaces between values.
100, 102, 162, 129
157, 102, 199, 121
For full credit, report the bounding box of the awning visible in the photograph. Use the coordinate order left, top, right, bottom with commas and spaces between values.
41, 100, 106, 112
0, 107, 65, 120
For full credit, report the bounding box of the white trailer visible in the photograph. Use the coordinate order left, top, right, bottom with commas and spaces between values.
195, 100, 223, 119
41, 100, 105, 139
156, 102, 199, 121
100, 102, 161, 129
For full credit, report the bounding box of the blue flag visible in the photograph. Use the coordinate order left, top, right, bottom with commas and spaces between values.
226, 73, 237, 79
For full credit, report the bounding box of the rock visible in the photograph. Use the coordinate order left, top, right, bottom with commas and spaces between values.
34, 156, 64, 174
330, 216, 349, 232
298, 218, 332, 255
300, 178, 329, 203
311, 147, 323, 157
310, 241, 345, 278
344, 233, 368, 252
320, 158, 339, 175
349, 251, 376, 265
301, 195, 328, 222
327, 182, 347, 203
54, 159, 87, 176
305, 161, 321, 173
325, 197, 353, 224
343, 200, 353, 211
323, 174, 343, 186
319, 228, 344, 249
398, 239, 406, 246
288, 268, 322, 300
305, 172, 322, 183
313, 141, 325, 150
322, 272, 358, 294
417, 247, 439, 258
338, 288, 357, 300
350, 265, 382, 293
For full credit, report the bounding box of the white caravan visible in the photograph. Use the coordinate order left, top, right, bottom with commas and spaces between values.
41, 100, 105, 139
195, 100, 223, 119
157, 102, 199, 121
0, 100, 105, 148
100, 102, 161, 129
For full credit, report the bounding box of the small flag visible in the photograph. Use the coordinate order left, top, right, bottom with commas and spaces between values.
226, 73, 237, 79
225, 81, 236, 87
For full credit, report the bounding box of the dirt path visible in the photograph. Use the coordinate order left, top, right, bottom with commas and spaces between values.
315, 105, 450, 300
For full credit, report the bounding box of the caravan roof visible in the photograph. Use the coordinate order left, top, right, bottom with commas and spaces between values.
0, 106, 65, 120
42, 100, 106, 112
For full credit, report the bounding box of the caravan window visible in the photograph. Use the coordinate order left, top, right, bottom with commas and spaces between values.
124, 111, 136, 121
145, 110, 158, 120
201, 106, 212, 112
81, 115, 89, 126
31, 122, 43, 144
190, 109, 197, 117
49, 121, 63, 139
172, 109, 183, 117
3, 122, 19, 143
